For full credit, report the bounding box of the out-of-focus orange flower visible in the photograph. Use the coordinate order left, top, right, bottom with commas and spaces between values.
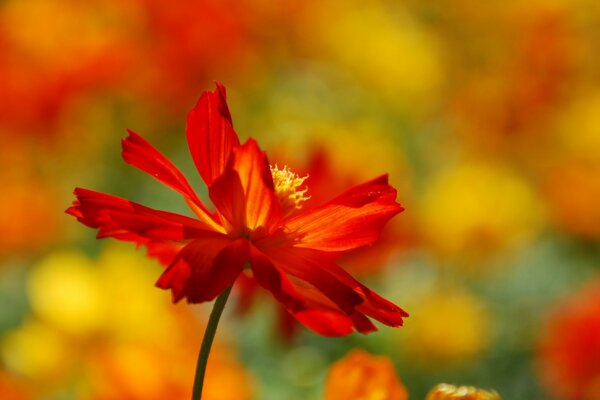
544, 164, 600, 239
397, 286, 491, 364
536, 280, 600, 400
426, 383, 500, 400
445, 2, 575, 161
0, 372, 30, 400
324, 349, 408, 400
543, 91, 600, 239
0, 0, 135, 136
0, 181, 60, 258
85, 341, 254, 400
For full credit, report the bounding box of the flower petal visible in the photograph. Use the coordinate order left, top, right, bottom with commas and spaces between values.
121, 129, 219, 226
294, 309, 355, 337
284, 175, 404, 252
67, 188, 214, 243
231, 139, 282, 232
249, 246, 354, 336
209, 139, 281, 235
187, 82, 240, 186
249, 245, 386, 336
260, 246, 408, 328
156, 237, 248, 303
145, 241, 185, 266
208, 168, 247, 235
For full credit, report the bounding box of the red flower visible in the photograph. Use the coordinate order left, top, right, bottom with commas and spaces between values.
67, 83, 407, 336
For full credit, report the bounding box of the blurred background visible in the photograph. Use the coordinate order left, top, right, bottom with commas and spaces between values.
1, 0, 599, 399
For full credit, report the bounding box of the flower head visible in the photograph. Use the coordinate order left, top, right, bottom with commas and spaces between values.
426, 384, 500, 400
67, 82, 407, 336
324, 349, 408, 400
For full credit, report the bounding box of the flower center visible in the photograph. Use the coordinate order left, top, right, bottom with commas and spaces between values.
270, 164, 309, 216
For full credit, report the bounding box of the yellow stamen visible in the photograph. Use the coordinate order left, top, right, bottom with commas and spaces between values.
270, 164, 310, 216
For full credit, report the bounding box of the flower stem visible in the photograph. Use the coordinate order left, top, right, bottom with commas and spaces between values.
192, 285, 233, 400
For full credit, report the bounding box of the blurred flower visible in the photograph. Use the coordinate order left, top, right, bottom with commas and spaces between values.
544, 164, 600, 239
85, 341, 254, 400
27, 251, 103, 336
543, 91, 600, 239
0, 0, 135, 136
306, 2, 444, 113
418, 162, 544, 266
0, 181, 60, 258
536, 280, 600, 400
398, 286, 491, 364
68, 83, 408, 337
0, 372, 30, 400
127, 0, 264, 113
324, 349, 408, 400
425, 383, 500, 400
448, 2, 574, 156
1, 245, 254, 399
1, 319, 75, 385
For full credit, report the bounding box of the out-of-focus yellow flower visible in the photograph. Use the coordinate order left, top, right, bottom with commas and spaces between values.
324, 349, 408, 400
314, 3, 443, 111
554, 92, 600, 165
1, 320, 75, 382
418, 162, 544, 265
96, 246, 178, 341
399, 287, 491, 363
426, 383, 500, 400
3, 244, 255, 400
28, 251, 104, 335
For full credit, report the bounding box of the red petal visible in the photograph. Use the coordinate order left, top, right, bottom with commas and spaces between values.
261, 246, 408, 328
209, 139, 281, 236
294, 309, 355, 337
145, 241, 185, 266
248, 245, 305, 310
121, 130, 218, 225
248, 245, 385, 336
208, 168, 247, 235
284, 175, 404, 252
67, 188, 214, 243
187, 82, 240, 186
156, 237, 248, 303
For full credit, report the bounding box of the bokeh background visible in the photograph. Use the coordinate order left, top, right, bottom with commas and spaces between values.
1, 0, 600, 399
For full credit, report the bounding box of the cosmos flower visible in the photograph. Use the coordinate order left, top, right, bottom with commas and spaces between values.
67, 83, 407, 337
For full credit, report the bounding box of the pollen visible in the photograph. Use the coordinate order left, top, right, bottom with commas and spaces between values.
270, 164, 310, 216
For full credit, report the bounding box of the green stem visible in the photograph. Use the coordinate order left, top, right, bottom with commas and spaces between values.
191, 285, 233, 400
